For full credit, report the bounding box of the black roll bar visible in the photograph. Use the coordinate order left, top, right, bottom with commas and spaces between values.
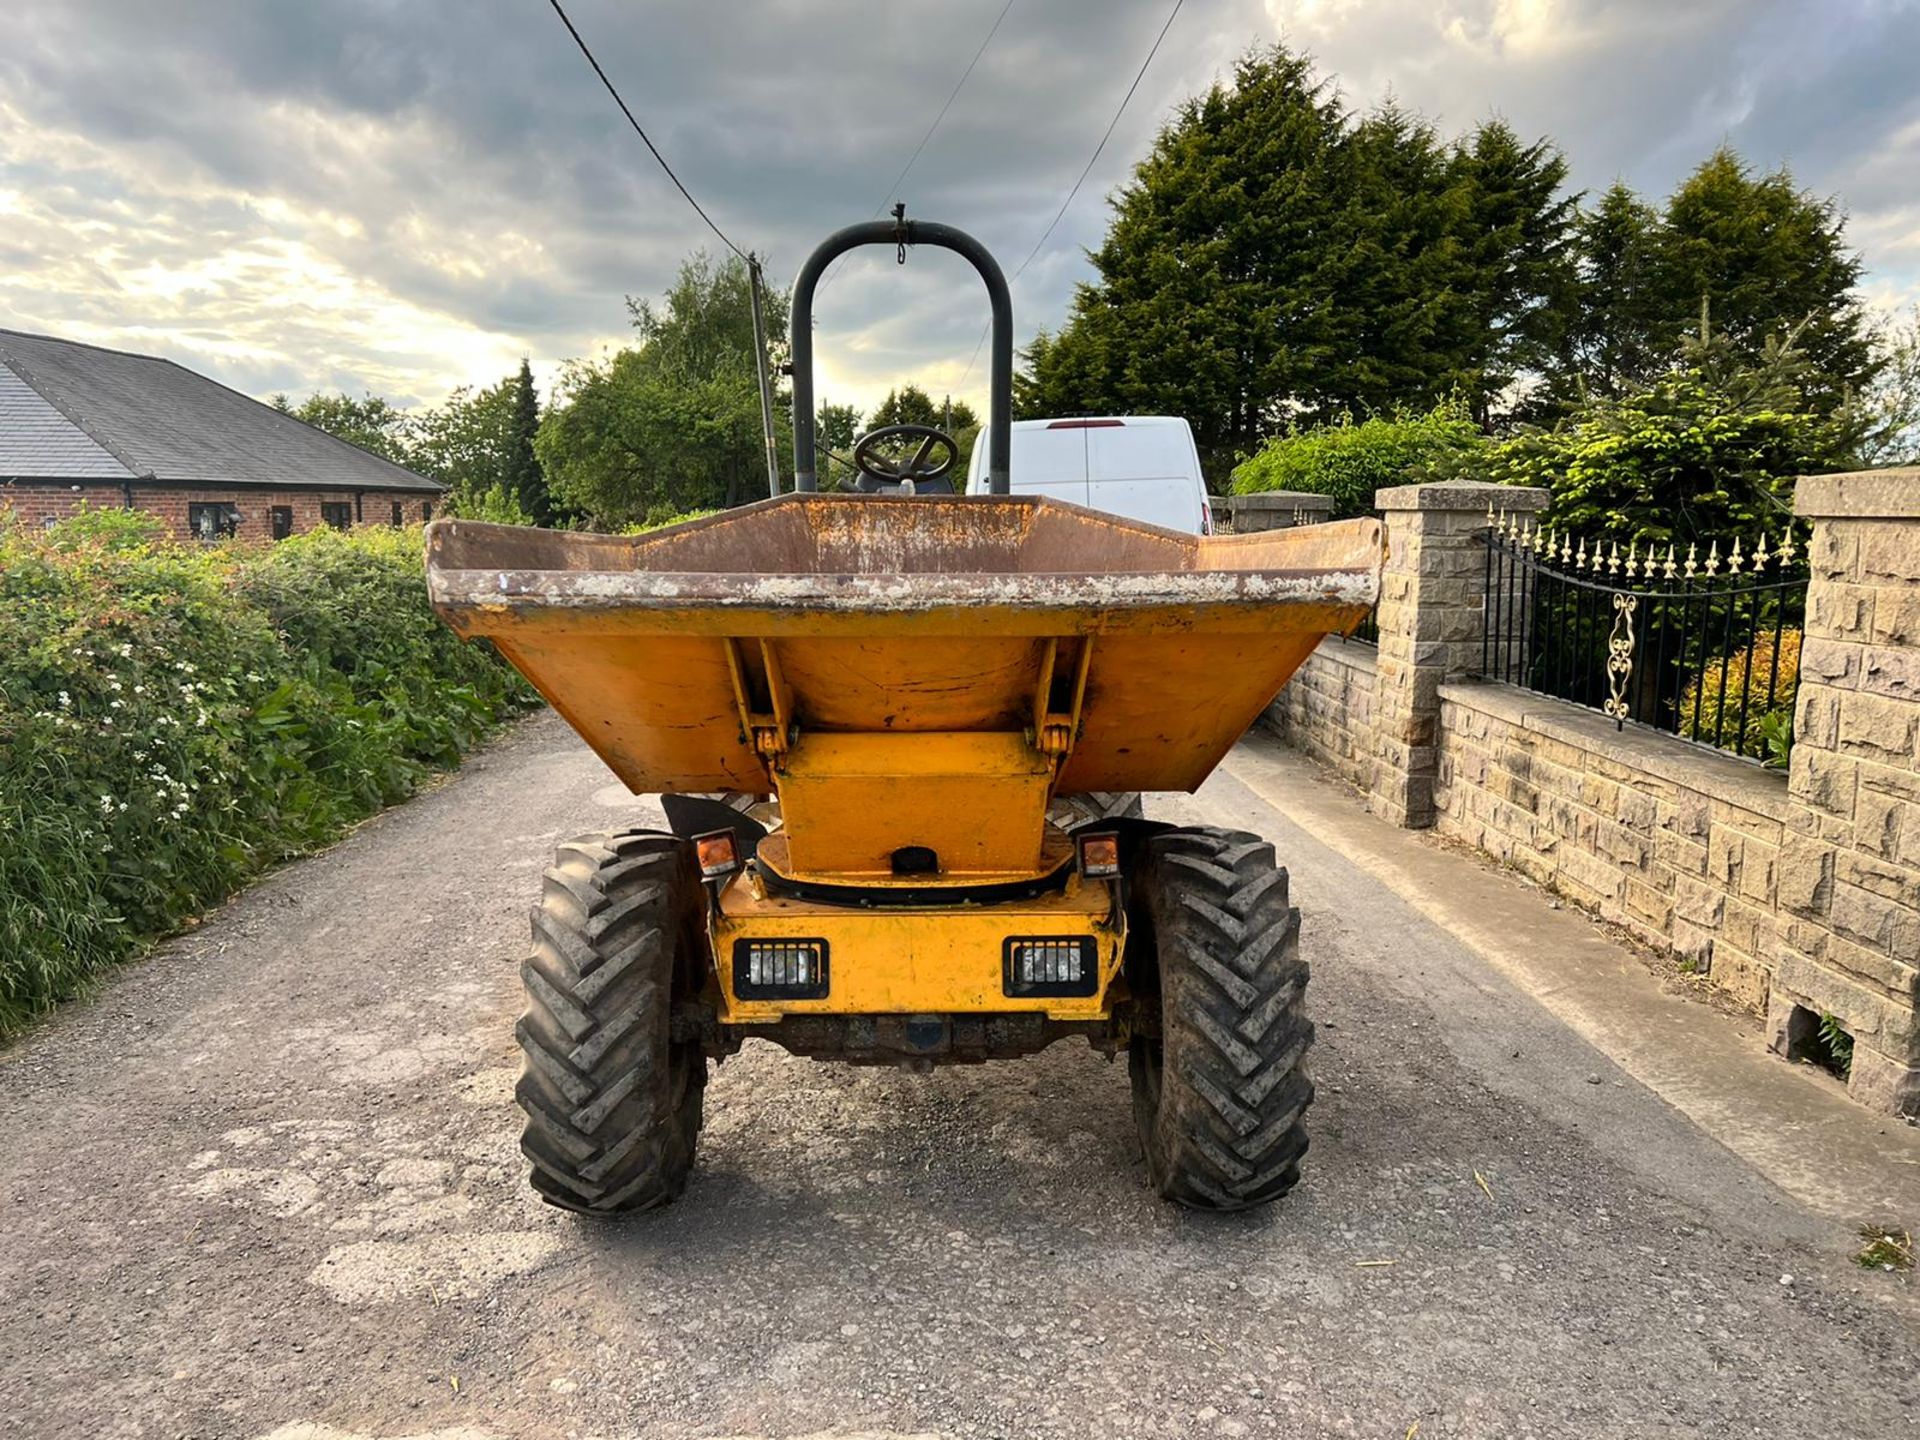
789, 218, 1013, 495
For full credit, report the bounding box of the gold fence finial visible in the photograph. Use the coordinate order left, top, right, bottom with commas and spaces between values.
1729, 536, 1745, 573
1777, 527, 1797, 565
1625, 540, 1640, 579
1684, 542, 1698, 580
1663, 543, 1678, 580
1704, 540, 1721, 576
1753, 533, 1770, 569
1608, 540, 1621, 576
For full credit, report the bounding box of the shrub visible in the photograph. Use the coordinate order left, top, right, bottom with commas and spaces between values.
1230, 403, 1484, 518
619, 510, 718, 535
0, 514, 535, 1033
1679, 626, 1801, 761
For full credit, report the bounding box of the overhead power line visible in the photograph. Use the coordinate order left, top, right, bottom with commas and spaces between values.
542, 0, 750, 264
878, 0, 1018, 216
818, 0, 1019, 299
1011, 0, 1183, 281
956, 0, 1185, 389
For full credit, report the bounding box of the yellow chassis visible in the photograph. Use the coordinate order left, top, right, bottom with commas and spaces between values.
708, 854, 1127, 1026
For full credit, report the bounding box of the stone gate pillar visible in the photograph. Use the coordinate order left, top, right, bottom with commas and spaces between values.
1370, 481, 1549, 827
1770, 469, 1920, 1116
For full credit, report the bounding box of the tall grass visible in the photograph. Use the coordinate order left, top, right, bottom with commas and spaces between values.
0, 509, 536, 1034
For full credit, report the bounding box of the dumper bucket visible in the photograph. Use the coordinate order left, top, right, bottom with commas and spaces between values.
429, 495, 1380, 876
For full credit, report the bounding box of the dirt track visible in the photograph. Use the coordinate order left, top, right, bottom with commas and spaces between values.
1, 710, 1915, 1439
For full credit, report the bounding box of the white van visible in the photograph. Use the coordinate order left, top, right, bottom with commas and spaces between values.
966, 416, 1214, 534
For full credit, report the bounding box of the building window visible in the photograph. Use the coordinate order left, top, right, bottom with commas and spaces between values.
421, 501, 433, 521
270, 506, 293, 540
320, 502, 351, 530
390, 500, 404, 526
188, 502, 239, 541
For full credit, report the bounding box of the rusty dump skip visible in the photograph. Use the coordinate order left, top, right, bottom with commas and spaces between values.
426, 494, 1383, 800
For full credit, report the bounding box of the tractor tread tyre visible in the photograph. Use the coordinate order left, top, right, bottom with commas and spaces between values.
515, 830, 708, 1215
1051, 790, 1146, 828
1128, 826, 1313, 1211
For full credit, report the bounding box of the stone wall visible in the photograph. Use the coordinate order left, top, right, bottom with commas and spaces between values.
1432, 681, 1788, 1012
1264, 640, 1377, 793
1264, 468, 1920, 1117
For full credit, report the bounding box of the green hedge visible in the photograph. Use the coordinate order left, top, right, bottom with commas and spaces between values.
1231, 404, 1484, 517
0, 509, 535, 1033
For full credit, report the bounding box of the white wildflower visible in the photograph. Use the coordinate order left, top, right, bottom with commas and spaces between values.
57, 690, 70, 707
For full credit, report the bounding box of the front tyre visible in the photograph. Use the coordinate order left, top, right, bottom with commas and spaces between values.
515, 831, 710, 1214
1126, 827, 1313, 1210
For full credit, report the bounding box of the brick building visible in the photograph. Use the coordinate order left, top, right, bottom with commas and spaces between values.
0, 328, 442, 541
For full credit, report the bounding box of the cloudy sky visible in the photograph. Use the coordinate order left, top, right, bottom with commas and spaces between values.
3, 0, 1917, 420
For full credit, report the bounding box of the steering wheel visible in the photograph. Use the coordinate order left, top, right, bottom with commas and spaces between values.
851, 423, 959, 494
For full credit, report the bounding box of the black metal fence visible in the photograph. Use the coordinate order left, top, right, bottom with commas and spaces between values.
1478, 513, 1808, 764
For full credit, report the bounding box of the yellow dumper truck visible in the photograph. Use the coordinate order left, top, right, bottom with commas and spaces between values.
427, 220, 1382, 1214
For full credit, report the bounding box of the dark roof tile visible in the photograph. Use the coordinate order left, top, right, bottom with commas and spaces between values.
0, 330, 442, 494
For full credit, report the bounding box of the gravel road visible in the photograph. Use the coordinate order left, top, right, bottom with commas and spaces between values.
1, 710, 1914, 1439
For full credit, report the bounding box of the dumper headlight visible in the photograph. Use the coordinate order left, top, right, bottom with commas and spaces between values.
1003, 937, 1098, 998
733, 939, 829, 1000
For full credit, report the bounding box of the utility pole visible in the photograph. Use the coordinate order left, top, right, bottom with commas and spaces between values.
748, 254, 782, 499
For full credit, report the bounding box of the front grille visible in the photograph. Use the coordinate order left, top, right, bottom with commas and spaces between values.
734, 938, 830, 1000
1002, 936, 1098, 998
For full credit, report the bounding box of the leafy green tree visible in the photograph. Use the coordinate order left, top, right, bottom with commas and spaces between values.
504, 359, 550, 522
1024, 47, 1350, 478
278, 392, 413, 464
1020, 46, 1579, 476
1453, 325, 1856, 549
1545, 154, 1877, 414
867, 384, 978, 433
537, 254, 790, 528
1653, 149, 1875, 410
1860, 306, 1920, 467
409, 363, 556, 523
1319, 104, 1473, 417
1543, 182, 1668, 409
410, 379, 515, 497
1447, 120, 1579, 421
815, 401, 862, 489
1230, 402, 1483, 517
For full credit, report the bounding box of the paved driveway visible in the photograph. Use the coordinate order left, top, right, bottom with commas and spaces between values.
1, 712, 1914, 1438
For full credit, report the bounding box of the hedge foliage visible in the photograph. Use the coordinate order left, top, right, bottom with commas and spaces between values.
1681, 626, 1802, 767
0, 509, 535, 1034
1229, 404, 1484, 517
